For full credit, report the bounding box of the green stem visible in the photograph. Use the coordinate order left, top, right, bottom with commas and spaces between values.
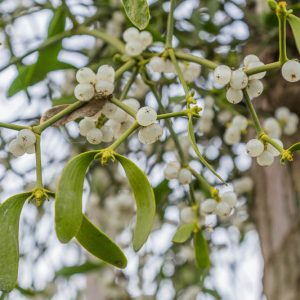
174, 51, 218, 70
242, 89, 264, 135
119, 67, 139, 100
277, 6, 288, 64
111, 97, 136, 118
109, 122, 139, 150
35, 134, 43, 189
33, 101, 84, 133
115, 59, 136, 79
188, 166, 214, 196
168, 49, 189, 97
0, 122, 30, 131
261, 134, 284, 154
157, 110, 189, 120
77, 26, 125, 53
165, 0, 176, 48
245, 61, 281, 76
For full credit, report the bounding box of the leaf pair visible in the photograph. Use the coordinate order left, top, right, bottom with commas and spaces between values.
55, 151, 156, 267
0, 192, 32, 292
172, 224, 210, 270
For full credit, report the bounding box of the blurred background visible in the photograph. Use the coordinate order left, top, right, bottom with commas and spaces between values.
0, 0, 299, 299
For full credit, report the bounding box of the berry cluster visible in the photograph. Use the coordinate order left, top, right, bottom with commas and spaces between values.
79, 98, 141, 144
8, 129, 36, 157
201, 191, 238, 217
149, 57, 201, 82
123, 27, 153, 57
224, 115, 248, 145
214, 54, 265, 104
246, 138, 283, 166
164, 161, 193, 185
136, 106, 163, 144
74, 65, 115, 101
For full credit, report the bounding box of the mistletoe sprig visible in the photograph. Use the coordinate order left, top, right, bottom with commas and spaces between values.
0, 0, 300, 293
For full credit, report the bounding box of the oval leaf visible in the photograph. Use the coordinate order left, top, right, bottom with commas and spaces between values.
287, 142, 300, 154
172, 223, 194, 244
122, 0, 150, 30
76, 215, 127, 269
193, 231, 210, 270
115, 154, 156, 251
287, 14, 300, 55
0, 192, 31, 292
55, 151, 98, 243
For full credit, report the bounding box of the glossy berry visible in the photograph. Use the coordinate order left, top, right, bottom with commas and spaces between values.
213, 65, 232, 86
86, 128, 103, 144
201, 198, 217, 214
247, 79, 264, 98
281, 60, 300, 82
164, 161, 181, 180
180, 207, 194, 223
136, 106, 157, 126
246, 139, 264, 157
95, 81, 114, 95
138, 123, 163, 144
178, 168, 193, 185
221, 191, 237, 208
79, 118, 96, 136
76, 67, 96, 84
232, 115, 248, 131
226, 88, 243, 104
8, 139, 25, 157
149, 57, 165, 73
123, 27, 139, 42
17, 129, 36, 148
97, 65, 115, 83
256, 150, 274, 166
215, 202, 231, 217
224, 127, 241, 145
230, 69, 248, 89
74, 83, 95, 101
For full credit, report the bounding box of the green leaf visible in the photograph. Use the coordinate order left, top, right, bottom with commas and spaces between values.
287, 14, 300, 54
8, 6, 72, 96
0, 192, 31, 292
55, 261, 103, 279
172, 223, 194, 244
52, 95, 76, 106
76, 215, 127, 268
287, 142, 300, 153
193, 231, 210, 270
122, 0, 150, 30
115, 154, 156, 251
55, 151, 98, 243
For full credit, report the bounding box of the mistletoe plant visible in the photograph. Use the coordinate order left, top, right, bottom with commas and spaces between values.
0, 0, 300, 294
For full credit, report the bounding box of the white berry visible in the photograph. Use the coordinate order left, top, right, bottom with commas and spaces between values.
230, 69, 248, 89
257, 150, 274, 166
263, 118, 282, 138
97, 65, 115, 83
136, 106, 157, 126
95, 81, 114, 95
149, 57, 165, 73
221, 191, 237, 208
17, 129, 36, 148
201, 199, 217, 214
8, 139, 25, 157
76, 67, 96, 84
74, 83, 95, 101
215, 202, 231, 217
214, 65, 232, 86
123, 27, 140, 42
266, 139, 283, 157
246, 139, 264, 157
164, 161, 181, 180
180, 207, 194, 223
102, 102, 117, 119
243, 54, 260, 68
248, 61, 266, 80
247, 79, 264, 98
281, 60, 300, 82
101, 125, 114, 142
226, 88, 243, 104
139, 31, 153, 47
138, 123, 163, 144
224, 127, 241, 145
86, 128, 103, 144
79, 118, 96, 136
232, 115, 248, 131
178, 168, 192, 185
125, 40, 143, 56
